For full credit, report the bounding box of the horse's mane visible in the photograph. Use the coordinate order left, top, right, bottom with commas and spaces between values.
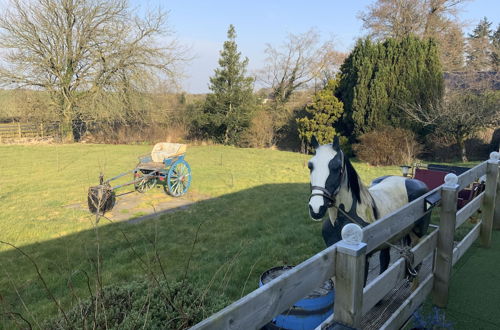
344, 157, 361, 202
344, 156, 378, 219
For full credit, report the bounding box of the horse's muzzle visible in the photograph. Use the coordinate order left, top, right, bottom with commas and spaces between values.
309, 204, 327, 221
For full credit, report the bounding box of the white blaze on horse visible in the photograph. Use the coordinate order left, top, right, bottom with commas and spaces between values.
308, 136, 431, 280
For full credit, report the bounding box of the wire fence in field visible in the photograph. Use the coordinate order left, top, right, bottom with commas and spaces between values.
0, 122, 60, 141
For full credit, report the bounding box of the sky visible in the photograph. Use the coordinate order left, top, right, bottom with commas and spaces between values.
0, 0, 497, 92
124, 1, 497, 93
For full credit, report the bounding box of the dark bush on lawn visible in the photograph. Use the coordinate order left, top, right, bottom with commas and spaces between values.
46, 279, 230, 329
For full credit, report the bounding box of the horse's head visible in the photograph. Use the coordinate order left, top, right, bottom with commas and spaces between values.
308, 136, 345, 221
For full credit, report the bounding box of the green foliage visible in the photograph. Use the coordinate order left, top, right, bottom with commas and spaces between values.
46, 280, 230, 329
296, 79, 344, 149
336, 36, 443, 137
198, 25, 257, 145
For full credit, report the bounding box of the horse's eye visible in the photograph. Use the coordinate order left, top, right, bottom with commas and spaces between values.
308, 162, 313, 171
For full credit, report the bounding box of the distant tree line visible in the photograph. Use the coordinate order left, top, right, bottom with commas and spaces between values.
0, 0, 498, 163
0, 0, 188, 142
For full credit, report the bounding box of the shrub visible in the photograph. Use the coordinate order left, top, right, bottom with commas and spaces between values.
296, 78, 344, 152
45, 279, 230, 329
354, 127, 422, 166
240, 109, 275, 148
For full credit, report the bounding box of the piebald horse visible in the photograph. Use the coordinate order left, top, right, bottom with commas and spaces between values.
308, 136, 431, 280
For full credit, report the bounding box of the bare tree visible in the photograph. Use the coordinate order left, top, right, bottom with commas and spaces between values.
359, 0, 470, 71
401, 86, 500, 161
359, 0, 427, 40
258, 29, 343, 139
260, 30, 343, 104
0, 0, 188, 141
439, 22, 466, 71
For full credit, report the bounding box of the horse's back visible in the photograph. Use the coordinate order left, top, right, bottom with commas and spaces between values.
404, 178, 429, 201
370, 175, 429, 201
368, 176, 428, 218
370, 175, 430, 237
369, 176, 408, 217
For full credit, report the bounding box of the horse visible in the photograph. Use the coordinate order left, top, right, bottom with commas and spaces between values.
307, 136, 431, 282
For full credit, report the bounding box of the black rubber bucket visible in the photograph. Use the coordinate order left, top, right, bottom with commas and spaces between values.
87, 185, 116, 214
260, 266, 335, 330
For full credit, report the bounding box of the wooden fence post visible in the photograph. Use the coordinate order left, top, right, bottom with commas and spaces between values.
333, 234, 366, 328
17, 122, 21, 139
433, 173, 458, 308
491, 151, 500, 230
482, 152, 500, 238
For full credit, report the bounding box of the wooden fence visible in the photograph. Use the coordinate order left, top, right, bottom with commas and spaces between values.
191, 152, 500, 330
0, 122, 59, 141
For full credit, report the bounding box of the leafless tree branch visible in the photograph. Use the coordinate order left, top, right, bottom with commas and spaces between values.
0, 0, 190, 140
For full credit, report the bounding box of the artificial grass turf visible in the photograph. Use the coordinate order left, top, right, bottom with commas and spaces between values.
410, 230, 500, 330
445, 230, 500, 329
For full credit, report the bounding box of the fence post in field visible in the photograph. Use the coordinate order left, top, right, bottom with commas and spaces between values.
17, 122, 21, 138
40, 123, 44, 138
333, 225, 366, 328
483, 152, 500, 236
432, 173, 458, 308
491, 151, 500, 230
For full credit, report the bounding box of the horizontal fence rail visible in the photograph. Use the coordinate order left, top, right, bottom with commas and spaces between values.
362, 229, 438, 315
380, 274, 435, 330
452, 221, 482, 266
456, 192, 484, 228
191, 245, 337, 330
192, 154, 500, 330
457, 161, 487, 191
363, 186, 437, 253
0, 122, 59, 140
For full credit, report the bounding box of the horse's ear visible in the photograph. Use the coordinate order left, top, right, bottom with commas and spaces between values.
332, 135, 340, 151
311, 136, 319, 149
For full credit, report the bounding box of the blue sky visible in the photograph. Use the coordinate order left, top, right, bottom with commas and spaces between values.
141, 1, 499, 93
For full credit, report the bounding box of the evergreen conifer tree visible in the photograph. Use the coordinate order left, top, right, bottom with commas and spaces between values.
201, 25, 256, 144
297, 79, 344, 149
337, 36, 443, 137
466, 17, 493, 70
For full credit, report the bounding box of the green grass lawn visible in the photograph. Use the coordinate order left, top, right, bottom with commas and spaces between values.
0, 144, 482, 328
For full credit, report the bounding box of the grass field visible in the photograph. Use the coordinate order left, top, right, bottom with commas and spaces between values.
0, 144, 481, 327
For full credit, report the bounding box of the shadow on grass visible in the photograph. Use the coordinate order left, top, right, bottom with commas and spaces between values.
0, 182, 326, 327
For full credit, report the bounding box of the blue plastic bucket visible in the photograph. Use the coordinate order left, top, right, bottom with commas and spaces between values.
260, 266, 335, 330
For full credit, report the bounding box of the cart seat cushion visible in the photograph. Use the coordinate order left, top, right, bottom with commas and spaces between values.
151, 143, 187, 163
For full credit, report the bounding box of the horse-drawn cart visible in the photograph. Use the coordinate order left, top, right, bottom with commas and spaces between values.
88, 143, 192, 214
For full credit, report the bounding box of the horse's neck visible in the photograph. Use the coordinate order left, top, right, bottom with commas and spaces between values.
329, 168, 377, 224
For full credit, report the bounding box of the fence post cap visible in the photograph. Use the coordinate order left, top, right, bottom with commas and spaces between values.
444, 173, 458, 187
489, 151, 500, 161
341, 223, 363, 244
